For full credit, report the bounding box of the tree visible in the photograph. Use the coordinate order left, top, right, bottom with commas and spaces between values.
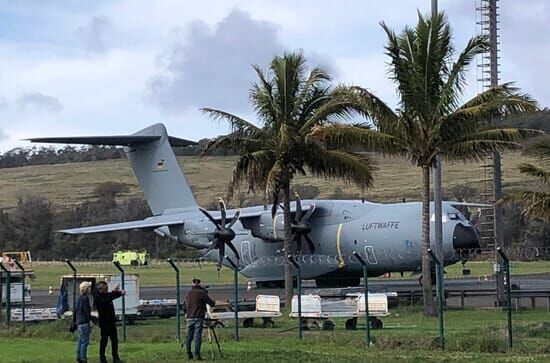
310, 12, 539, 315
514, 136, 550, 220
202, 51, 377, 304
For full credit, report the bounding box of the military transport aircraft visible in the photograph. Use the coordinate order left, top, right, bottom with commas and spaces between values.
30, 123, 481, 287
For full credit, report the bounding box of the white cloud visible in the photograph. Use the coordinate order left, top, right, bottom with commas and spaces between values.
16, 92, 63, 113
77, 16, 112, 54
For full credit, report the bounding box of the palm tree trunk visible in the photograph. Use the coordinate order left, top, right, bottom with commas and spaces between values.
422, 165, 436, 316
282, 182, 294, 307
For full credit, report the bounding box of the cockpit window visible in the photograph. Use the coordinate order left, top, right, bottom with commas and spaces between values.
448, 212, 467, 222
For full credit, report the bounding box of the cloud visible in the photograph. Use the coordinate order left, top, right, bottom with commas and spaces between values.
0, 128, 6, 141
77, 16, 112, 54
0, 96, 6, 109
148, 9, 284, 113
16, 92, 63, 113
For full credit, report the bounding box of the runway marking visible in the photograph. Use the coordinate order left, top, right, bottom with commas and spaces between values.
336, 223, 345, 268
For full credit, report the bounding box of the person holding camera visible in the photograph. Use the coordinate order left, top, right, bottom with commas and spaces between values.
94, 281, 125, 363
184, 278, 215, 360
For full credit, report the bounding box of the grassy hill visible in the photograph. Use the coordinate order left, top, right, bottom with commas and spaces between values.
0, 152, 538, 211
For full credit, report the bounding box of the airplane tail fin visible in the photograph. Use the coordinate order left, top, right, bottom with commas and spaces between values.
29, 123, 198, 215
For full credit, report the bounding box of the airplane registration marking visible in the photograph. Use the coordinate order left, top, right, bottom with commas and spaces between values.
336, 223, 345, 268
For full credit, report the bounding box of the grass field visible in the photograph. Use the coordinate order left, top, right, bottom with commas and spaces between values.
0, 308, 548, 362
26, 260, 550, 290
0, 152, 538, 211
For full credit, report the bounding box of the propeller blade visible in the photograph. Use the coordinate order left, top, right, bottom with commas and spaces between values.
218, 199, 227, 226
218, 243, 226, 268
199, 207, 221, 229
205, 241, 217, 255
226, 241, 240, 260
227, 209, 241, 229
295, 193, 302, 220
304, 234, 316, 254
301, 204, 316, 221
296, 236, 302, 256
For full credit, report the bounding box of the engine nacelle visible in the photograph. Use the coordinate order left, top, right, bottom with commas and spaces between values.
242, 212, 285, 242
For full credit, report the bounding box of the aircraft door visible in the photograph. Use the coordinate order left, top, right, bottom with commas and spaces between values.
241, 241, 252, 265
364, 245, 378, 264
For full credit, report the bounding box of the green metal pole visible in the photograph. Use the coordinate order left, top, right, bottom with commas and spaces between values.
288, 255, 302, 340
0, 263, 11, 333
65, 260, 77, 313
428, 249, 444, 350
14, 260, 26, 331
353, 251, 370, 346
497, 248, 512, 349
167, 259, 181, 344
113, 261, 126, 340
225, 256, 239, 341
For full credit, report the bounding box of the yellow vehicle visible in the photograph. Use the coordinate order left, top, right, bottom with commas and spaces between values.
2, 251, 32, 269
112, 250, 149, 266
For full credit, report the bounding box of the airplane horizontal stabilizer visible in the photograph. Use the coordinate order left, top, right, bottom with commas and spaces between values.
27, 135, 196, 147
59, 215, 183, 235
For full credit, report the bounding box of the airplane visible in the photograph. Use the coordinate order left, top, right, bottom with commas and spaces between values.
29, 123, 481, 288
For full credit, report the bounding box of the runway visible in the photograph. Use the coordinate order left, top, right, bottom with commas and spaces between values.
28, 273, 550, 309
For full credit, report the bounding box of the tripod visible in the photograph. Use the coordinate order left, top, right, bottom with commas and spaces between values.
177, 319, 224, 360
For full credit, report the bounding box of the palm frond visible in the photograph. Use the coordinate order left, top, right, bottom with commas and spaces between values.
513, 190, 550, 220
304, 141, 376, 190
200, 108, 263, 136
519, 163, 550, 184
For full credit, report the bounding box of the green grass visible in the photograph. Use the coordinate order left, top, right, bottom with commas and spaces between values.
0, 308, 549, 362
0, 152, 539, 211
29, 262, 233, 290
27, 260, 550, 290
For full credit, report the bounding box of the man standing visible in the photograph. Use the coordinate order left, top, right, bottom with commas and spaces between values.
94, 281, 125, 363
184, 278, 215, 361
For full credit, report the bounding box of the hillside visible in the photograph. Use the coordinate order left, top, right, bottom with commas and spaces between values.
0, 152, 538, 211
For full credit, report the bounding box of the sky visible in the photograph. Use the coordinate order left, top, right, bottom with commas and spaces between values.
0, 0, 548, 152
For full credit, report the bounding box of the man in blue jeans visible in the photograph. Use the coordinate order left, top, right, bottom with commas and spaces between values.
184, 278, 215, 360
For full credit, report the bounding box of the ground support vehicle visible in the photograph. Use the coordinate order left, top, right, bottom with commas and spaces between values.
290, 293, 390, 330
206, 295, 281, 328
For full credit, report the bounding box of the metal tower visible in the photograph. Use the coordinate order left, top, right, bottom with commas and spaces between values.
476, 0, 506, 305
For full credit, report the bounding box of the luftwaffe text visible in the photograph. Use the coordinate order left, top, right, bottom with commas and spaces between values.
361, 221, 400, 230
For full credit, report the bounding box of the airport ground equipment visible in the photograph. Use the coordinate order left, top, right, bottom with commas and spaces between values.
206, 295, 281, 328
1, 251, 32, 267
113, 250, 149, 266
60, 273, 139, 320
13, 260, 26, 331
11, 308, 57, 322
0, 262, 11, 332
0, 269, 33, 305
290, 293, 389, 331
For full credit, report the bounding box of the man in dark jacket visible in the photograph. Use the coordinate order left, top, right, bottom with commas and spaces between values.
94, 281, 125, 363
184, 278, 215, 360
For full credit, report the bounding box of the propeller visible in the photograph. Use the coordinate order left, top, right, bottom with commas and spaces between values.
199, 199, 241, 269
290, 193, 316, 254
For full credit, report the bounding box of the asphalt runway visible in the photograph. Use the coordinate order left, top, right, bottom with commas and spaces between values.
29, 273, 550, 309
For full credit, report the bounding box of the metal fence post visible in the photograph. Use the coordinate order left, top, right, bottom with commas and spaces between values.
353, 251, 371, 346
225, 256, 239, 341
65, 260, 77, 312
14, 260, 26, 331
113, 261, 126, 340
0, 263, 11, 333
167, 258, 181, 344
497, 247, 513, 350
288, 255, 302, 340
428, 249, 445, 350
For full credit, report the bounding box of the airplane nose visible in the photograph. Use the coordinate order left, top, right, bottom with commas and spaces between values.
452, 223, 481, 251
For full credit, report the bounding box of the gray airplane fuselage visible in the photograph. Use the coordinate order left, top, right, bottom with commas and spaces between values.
168, 199, 477, 285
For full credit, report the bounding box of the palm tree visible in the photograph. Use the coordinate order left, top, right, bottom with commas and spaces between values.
310, 12, 539, 315
202, 51, 377, 304
515, 137, 550, 220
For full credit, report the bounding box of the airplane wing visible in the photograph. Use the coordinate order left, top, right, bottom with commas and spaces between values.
445, 202, 492, 208
59, 215, 183, 234
205, 203, 312, 222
